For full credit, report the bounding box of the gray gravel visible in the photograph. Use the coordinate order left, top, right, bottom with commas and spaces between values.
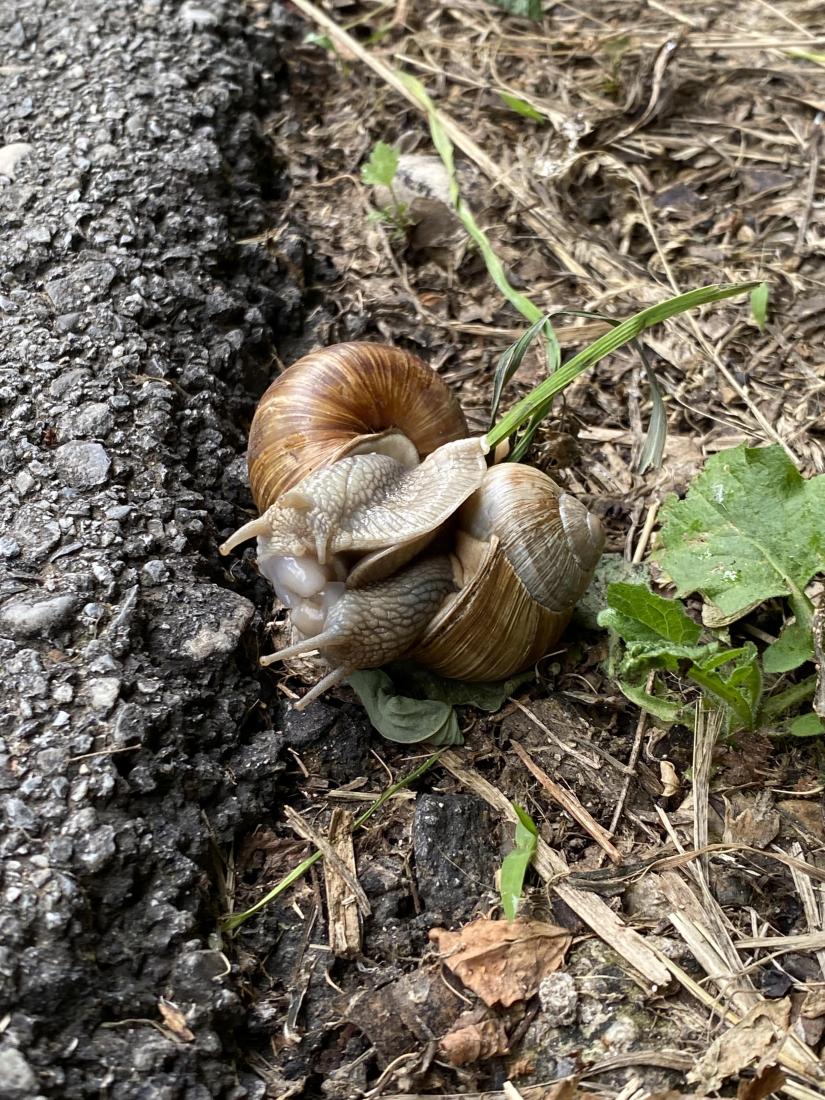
0, 1, 311, 1095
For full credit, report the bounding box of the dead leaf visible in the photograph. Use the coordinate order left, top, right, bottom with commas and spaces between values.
801, 986, 825, 1019
534, 1079, 580, 1100
158, 998, 195, 1042
736, 1064, 785, 1100
660, 760, 680, 798
687, 999, 790, 1095
429, 917, 572, 1007
722, 791, 780, 849
439, 1011, 509, 1065
777, 799, 825, 843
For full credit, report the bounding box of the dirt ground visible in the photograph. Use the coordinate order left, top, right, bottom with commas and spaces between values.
224, 1, 825, 1097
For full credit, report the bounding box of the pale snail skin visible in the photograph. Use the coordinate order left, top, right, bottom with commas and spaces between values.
219, 342, 605, 709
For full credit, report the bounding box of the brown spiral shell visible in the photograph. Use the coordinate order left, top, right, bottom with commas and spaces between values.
238, 340, 604, 690
248, 342, 469, 512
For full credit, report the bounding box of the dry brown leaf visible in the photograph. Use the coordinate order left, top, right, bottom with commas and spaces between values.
158, 998, 195, 1042
537, 1079, 580, 1100
736, 1064, 786, 1100
438, 1012, 509, 1066
777, 799, 825, 842
801, 986, 825, 1020
687, 999, 791, 1095
660, 760, 680, 798
429, 917, 572, 1008
722, 791, 780, 850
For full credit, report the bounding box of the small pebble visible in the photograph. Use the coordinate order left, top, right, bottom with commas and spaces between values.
55, 441, 111, 487
0, 594, 78, 639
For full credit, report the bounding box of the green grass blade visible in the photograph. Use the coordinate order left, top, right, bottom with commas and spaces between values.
222, 751, 442, 932
397, 71, 559, 356
486, 282, 759, 448
489, 315, 555, 430
637, 348, 667, 473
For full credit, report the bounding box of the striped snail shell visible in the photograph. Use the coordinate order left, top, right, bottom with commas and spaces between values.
220, 343, 604, 709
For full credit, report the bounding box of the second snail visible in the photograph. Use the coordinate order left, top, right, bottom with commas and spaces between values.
220, 342, 605, 709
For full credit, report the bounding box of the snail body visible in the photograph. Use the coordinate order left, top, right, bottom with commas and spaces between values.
220, 343, 604, 709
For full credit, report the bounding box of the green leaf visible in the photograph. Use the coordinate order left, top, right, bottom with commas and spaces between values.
498, 92, 545, 122
688, 643, 762, 731
361, 141, 400, 188
304, 31, 334, 51
574, 553, 651, 631
618, 681, 684, 724
787, 712, 825, 737
750, 282, 769, 329
599, 584, 716, 683
500, 803, 538, 921
764, 617, 814, 674
760, 674, 818, 720
347, 665, 532, 745
638, 351, 667, 473
656, 445, 825, 628
602, 583, 702, 646
386, 662, 533, 710
491, 0, 543, 18
347, 668, 462, 745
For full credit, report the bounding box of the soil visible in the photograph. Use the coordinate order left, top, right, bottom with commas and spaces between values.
1, 1, 824, 1098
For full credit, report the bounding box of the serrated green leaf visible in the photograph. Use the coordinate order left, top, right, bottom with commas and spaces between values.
601, 583, 702, 646
764, 618, 815, 673
361, 141, 400, 188
614, 638, 716, 680
750, 282, 769, 328
498, 92, 545, 122
575, 553, 651, 631
787, 712, 825, 737
655, 444, 825, 627
500, 803, 538, 921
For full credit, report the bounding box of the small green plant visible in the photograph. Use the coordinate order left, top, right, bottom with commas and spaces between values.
361, 140, 413, 239
500, 804, 538, 920
599, 444, 825, 736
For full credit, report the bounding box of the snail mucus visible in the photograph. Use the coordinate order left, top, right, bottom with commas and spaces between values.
220, 343, 605, 710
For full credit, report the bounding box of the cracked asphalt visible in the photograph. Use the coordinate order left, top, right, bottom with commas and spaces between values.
0, 1, 307, 1095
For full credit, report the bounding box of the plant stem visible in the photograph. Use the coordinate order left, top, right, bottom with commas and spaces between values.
760, 675, 818, 721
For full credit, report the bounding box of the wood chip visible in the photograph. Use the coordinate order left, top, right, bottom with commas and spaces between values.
323, 807, 362, 959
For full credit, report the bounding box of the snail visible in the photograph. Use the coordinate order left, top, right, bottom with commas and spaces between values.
220, 342, 604, 709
